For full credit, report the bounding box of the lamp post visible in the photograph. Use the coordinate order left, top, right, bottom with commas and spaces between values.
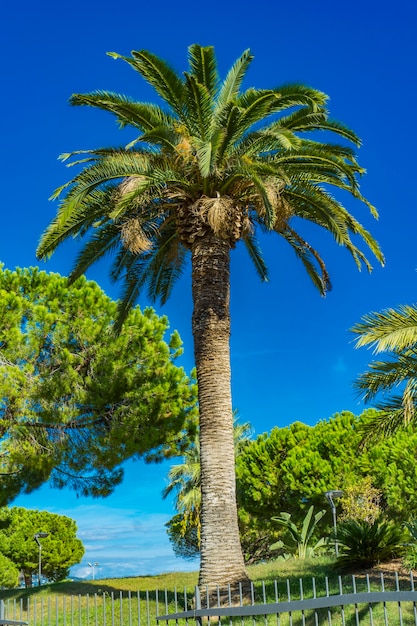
88, 562, 99, 580
33, 532, 49, 586
324, 490, 343, 556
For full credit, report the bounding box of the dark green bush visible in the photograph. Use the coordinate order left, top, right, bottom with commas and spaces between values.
335, 518, 407, 570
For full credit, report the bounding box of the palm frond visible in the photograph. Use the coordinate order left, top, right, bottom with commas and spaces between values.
108, 50, 184, 116
274, 108, 329, 132
109, 179, 151, 220
235, 127, 301, 156
70, 92, 174, 131
188, 44, 218, 97
214, 104, 243, 160
265, 83, 328, 112
283, 183, 383, 270
109, 216, 188, 328
274, 109, 361, 146
215, 49, 253, 111
231, 90, 283, 135
183, 73, 213, 139
251, 174, 277, 228
134, 127, 178, 150
67, 222, 122, 283
316, 118, 362, 147
359, 403, 417, 442
146, 224, 189, 304
192, 138, 213, 178
279, 225, 330, 294
352, 305, 417, 352
37, 187, 118, 259
241, 232, 269, 282
355, 353, 417, 401
274, 146, 360, 193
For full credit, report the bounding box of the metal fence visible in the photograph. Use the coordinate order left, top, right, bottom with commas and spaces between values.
2, 572, 417, 626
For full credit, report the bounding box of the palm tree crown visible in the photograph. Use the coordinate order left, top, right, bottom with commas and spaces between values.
38, 44, 383, 322
37, 44, 383, 589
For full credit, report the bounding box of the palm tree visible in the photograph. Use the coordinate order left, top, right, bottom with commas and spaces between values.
334, 517, 407, 570
163, 417, 252, 558
37, 44, 383, 588
163, 424, 201, 558
352, 305, 417, 439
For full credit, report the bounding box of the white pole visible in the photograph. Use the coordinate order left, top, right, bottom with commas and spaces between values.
38, 543, 42, 586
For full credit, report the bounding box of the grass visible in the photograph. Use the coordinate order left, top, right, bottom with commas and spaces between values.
0, 557, 335, 600
0, 558, 415, 626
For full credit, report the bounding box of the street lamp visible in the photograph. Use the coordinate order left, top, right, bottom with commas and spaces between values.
33, 532, 49, 586
88, 562, 99, 580
324, 490, 343, 556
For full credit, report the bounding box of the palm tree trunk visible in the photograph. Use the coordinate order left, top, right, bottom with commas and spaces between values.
191, 233, 249, 590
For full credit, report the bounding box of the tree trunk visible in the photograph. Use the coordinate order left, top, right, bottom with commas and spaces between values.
191, 233, 249, 591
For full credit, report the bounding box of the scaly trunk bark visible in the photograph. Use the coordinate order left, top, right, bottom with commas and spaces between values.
191, 233, 249, 591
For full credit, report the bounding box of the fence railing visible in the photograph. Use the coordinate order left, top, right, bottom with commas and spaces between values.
156, 572, 417, 625
2, 572, 417, 626
0, 601, 27, 626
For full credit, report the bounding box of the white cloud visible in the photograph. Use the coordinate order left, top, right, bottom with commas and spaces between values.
58, 504, 197, 579
14, 460, 198, 580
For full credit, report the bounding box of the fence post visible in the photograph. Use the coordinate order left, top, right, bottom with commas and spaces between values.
194, 586, 202, 626
195, 587, 201, 611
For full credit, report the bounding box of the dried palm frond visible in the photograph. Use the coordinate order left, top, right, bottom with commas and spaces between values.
261, 179, 291, 230
175, 137, 194, 161
241, 215, 253, 237
120, 218, 153, 254
118, 176, 147, 195
274, 193, 293, 231
197, 195, 235, 236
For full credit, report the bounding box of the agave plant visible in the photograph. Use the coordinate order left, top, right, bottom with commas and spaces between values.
270, 506, 328, 559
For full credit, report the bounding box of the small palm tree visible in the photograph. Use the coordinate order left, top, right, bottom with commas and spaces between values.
37, 44, 383, 587
335, 518, 407, 570
270, 506, 328, 559
352, 305, 417, 439
163, 417, 252, 556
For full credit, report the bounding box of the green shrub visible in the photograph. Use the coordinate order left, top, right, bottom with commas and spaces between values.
335, 518, 407, 570
0, 553, 19, 588
403, 546, 417, 571
404, 519, 417, 542
270, 506, 328, 559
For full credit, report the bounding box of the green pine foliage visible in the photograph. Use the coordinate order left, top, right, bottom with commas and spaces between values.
0, 507, 84, 584
0, 553, 19, 589
0, 266, 196, 501
236, 410, 417, 541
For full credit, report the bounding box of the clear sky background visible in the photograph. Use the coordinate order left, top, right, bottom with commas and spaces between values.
1, 0, 416, 580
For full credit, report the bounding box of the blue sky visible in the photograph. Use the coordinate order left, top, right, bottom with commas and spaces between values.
1, 0, 416, 579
